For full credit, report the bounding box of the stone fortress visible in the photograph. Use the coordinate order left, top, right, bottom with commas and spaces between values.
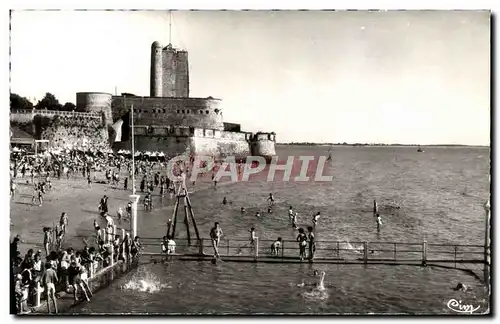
11, 41, 277, 160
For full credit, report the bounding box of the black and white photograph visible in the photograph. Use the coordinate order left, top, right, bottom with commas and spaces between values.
7, 4, 491, 316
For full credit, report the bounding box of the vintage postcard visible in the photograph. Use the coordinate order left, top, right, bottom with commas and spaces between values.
8, 8, 491, 316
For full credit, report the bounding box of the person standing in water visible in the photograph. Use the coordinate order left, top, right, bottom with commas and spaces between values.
312, 212, 320, 228
271, 237, 282, 256
267, 193, 275, 207
292, 212, 298, 229
296, 228, 308, 261
373, 199, 379, 216
375, 213, 383, 231
307, 226, 316, 261
249, 227, 257, 253
210, 222, 223, 258
288, 206, 294, 222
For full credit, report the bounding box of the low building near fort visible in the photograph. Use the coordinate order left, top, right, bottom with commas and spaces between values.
10, 41, 277, 161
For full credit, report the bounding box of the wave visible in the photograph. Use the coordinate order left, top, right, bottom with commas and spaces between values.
339, 239, 363, 254
121, 269, 171, 293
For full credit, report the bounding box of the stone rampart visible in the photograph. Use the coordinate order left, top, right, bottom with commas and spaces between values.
111, 96, 224, 130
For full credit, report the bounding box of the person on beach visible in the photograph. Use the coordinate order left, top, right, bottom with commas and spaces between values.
60, 212, 68, 235
43, 227, 52, 256
126, 202, 132, 218
222, 197, 228, 205
99, 195, 109, 216
87, 174, 92, 189
41, 262, 59, 314
10, 180, 16, 200
271, 237, 282, 256
117, 207, 124, 222
55, 224, 65, 251
210, 222, 223, 258
296, 228, 308, 261
79, 265, 93, 300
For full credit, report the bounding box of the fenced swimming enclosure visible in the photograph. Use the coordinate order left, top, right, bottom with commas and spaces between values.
138, 237, 487, 270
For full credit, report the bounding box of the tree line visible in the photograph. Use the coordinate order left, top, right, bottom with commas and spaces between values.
10, 92, 76, 112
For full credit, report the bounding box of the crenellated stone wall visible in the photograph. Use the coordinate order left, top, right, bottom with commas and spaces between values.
111, 96, 224, 130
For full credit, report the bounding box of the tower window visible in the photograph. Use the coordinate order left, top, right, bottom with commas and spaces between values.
199, 110, 203, 114
163, 109, 166, 113
187, 110, 190, 114
182, 110, 185, 114
206, 110, 209, 114
177, 110, 180, 114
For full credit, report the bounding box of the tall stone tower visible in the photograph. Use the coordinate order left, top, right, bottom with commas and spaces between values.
150, 42, 190, 98
150, 41, 163, 97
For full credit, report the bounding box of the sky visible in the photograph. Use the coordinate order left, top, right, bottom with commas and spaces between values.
10, 10, 490, 145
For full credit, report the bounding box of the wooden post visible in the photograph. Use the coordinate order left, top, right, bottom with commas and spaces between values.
113, 225, 117, 239
422, 241, 427, 265
255, 237, 259, 260
185, 195, 201, 241
281, 240, 285, 260
110, 246, 114, 266
183, 196, 191, 245
454, 245, 457, 269
35, 282, 42, 307
170, 197, 179, 239
393, 243, 397, 260
337, 241, 340, 259
121, 228, 125, 240
198, 238, 204, 256
484, 200, 491, 293
226, 239, 229, 256
363, 242, 368, 264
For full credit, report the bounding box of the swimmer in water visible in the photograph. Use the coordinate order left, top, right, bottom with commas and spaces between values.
255, 212, 261, 218
240, 207, 246, 214
267, 193, 275, 207
312, 212, 320, 227
267, 207, 272, 214
292, 212, 298, 229
375, 213, 382, 231
288, 206, 294, 222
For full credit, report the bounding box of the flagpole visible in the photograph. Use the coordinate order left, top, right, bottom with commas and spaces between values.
129, 103, 139, 238
131, 104, 136, 195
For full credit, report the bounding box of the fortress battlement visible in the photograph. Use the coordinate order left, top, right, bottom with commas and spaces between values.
10, 109, 103, 124
132, 125, 276, 143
